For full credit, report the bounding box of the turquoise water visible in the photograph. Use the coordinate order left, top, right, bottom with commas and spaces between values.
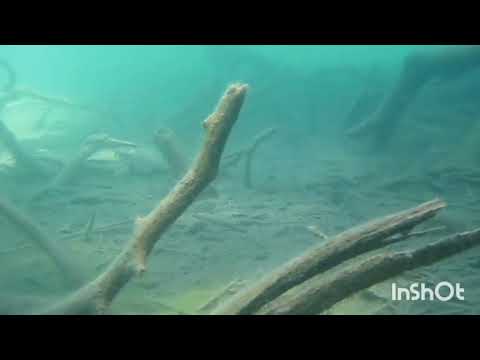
1, 45, 479, 315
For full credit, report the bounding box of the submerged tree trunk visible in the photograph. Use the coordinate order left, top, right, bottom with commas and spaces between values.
347, 46, 480, 150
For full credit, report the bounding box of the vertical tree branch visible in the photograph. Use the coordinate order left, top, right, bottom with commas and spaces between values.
42, 83, 249, 315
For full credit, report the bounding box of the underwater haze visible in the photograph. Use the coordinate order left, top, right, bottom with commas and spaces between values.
1, 45, 480, 315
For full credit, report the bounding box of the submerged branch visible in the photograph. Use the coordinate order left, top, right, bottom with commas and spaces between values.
41, 83, 248, 315
0, 198, 86, 287
213, 199, 446, 315
257, 228, 480, 314
30, 133, 136, 202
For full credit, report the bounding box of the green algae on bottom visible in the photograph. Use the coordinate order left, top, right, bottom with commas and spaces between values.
109, 281, 236, 315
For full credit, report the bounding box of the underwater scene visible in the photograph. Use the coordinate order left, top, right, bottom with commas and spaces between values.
1, 45, 480, 315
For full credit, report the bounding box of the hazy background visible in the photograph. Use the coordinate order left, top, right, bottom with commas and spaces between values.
2, 45, 480, 314
2, 45, 479, 185
0, 45, 437, 136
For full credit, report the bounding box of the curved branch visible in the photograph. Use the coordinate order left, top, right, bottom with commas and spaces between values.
213, 198, 446, 315
257, 228, 480, 315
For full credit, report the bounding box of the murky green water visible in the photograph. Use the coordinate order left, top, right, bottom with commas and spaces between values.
1, 45, 479, 315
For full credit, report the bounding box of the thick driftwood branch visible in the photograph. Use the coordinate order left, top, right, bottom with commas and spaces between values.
257, 228, 480, 314
31, 133, 136, 201
383, 226, 446, 245
0, 198, 85, 287
213, 198, 446, 315
347, 46, 480, 148
154, 127, 219, 198
41, 83, 248, 315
